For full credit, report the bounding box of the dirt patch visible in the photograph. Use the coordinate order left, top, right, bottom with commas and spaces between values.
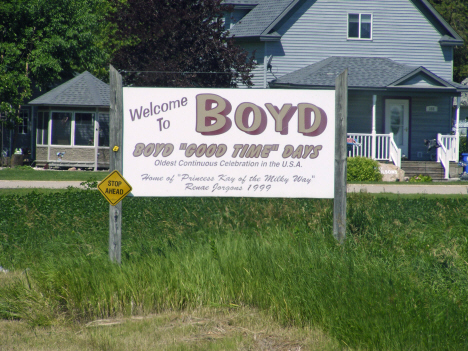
0, 307, 342, 351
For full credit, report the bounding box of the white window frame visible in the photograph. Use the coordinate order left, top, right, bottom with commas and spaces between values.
37, 111, 49, 145
74, 112, 96, 146
18, 109, 29, 134
347, 13, 373, 40
98, 113, 110, 147
48, 110, 96, 147
50, 111, 72, 146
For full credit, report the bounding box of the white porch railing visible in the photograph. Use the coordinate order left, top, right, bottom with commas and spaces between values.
347, 132, 457, 179
347, 133, 373, 158
347, 133, 401, 168
437, 134, 456, 179
389, 133, 402, 169
437, 134, 458, 163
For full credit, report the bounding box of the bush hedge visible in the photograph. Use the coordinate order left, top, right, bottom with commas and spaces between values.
347, 156, 383, 182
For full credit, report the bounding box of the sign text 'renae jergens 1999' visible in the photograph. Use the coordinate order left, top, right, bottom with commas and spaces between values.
123, 88, 335, 198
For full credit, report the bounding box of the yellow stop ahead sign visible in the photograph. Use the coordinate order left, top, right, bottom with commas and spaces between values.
98, 170, 132, 206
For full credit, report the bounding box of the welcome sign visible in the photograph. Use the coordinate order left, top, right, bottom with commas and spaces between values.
122, 88, 335, 198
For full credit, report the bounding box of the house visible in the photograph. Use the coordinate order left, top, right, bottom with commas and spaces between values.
27, 71, 110, 169
0, 103, 34, 167
225, 0, 468, 177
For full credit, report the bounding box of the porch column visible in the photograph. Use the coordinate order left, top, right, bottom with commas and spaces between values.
371, 95, 377, 159
455, 96, 461, 163
94, 108, 99, 171
47, 107, 51, 165
263, 42, 268, 89
31, 106, 36, 162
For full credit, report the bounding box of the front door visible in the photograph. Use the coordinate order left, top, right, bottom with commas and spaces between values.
385, 99, 409, 158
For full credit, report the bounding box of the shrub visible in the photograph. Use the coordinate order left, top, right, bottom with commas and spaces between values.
347, 156, 382, 182
409, 174, 432, 182
13, 165, 34, 170
80, 178, 98, 189
460, 134, 468, 156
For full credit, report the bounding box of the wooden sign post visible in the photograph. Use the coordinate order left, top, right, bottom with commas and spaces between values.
333, 69, 348, 243
109, 65, 123, 263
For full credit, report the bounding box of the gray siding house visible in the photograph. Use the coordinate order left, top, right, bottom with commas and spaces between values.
28, 72, 110, 169
225, 0, 468, 177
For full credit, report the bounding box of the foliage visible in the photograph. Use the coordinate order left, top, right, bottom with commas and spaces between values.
347, 156, 383, 182
0, 0, 109, 147
409, 174, 433, 182
428, 0, 468, 82
460, 134, 468, 155
80, 178, 99, 189
0, 193, 468, 349
107, 0, 256, 88
11, 165, 34, 171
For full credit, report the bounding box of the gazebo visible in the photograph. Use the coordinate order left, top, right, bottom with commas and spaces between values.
29, 72, 110, 170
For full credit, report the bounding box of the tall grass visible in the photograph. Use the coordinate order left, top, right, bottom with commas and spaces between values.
1, 190, 468, 349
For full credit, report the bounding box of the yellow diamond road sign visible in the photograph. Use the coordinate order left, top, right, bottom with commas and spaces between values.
98, 170, 132, 206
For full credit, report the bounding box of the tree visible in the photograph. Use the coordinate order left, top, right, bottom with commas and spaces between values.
0, 0, 109, 150
428, 0, 468, 82
107, 0, 256, 88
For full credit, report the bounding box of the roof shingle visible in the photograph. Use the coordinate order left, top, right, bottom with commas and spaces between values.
270, 56, 468, 92
29, 72, 110, 107
272, 57, 416, 88
226, 0, 296, 37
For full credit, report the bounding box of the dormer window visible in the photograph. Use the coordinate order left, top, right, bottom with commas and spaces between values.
225, 9, 251, 29
348, 13, 372, 40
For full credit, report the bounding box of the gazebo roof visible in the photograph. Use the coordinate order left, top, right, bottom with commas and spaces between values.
29, 71, 109, 107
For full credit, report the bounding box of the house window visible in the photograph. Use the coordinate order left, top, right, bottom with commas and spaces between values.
51, 112, 72, 145
74, 113, 94, 146
98, 113, 109, 147
49, 111, 99, 146
348, 13, 372, 39
37, 111, 49, 145
224, 9, 250, 30
18, 110, 29, 134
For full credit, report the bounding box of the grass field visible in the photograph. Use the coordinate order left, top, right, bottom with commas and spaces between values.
0, 167, 109, 181
1, 190, 468, 350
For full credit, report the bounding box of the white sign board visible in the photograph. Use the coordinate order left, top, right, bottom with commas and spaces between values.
123, 88, 335, 198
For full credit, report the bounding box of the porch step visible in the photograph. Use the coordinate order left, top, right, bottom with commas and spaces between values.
400, 161, 446, 180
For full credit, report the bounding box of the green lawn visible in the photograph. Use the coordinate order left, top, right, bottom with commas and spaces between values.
0, 167, 108, 181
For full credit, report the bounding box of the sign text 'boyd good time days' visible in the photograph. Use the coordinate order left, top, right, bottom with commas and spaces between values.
123, 88, 335, 198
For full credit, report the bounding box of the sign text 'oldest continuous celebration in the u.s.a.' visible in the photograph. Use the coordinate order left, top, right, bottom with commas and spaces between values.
122, 88, 335, 198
